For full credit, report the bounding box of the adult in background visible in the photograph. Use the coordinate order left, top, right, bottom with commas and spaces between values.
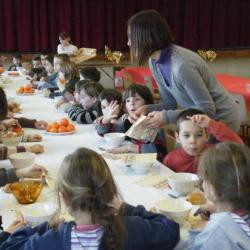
127, 10, 240, 132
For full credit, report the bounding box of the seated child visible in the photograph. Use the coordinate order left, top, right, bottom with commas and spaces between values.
80, 67, 101, 82
28, 54, 47, 81
0, 148, 180, 249
42, 53, 70, 95
95, 88, 122, 127
95, 84, 166, 160
189, 142, 250, 249
55, 61, 80, 110
164, 109, 243, 173
57, 32, 78, 56
8, 52, 22, 71
40, 50, 49, 67
68, 80, 103, 124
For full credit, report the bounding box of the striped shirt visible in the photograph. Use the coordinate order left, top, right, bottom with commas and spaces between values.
71, 225, 104, 250
230, 212, 250, 238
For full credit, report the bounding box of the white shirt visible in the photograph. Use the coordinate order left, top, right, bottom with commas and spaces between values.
57, 44, 78, 56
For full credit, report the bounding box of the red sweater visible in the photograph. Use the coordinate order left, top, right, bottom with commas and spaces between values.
163, 119, 243, 173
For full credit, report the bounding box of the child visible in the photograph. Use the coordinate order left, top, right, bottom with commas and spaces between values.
8, 52, 22, 71
163, 109, 243, 173
189, 142, 250, 249
94, 88, 123, 128
68, 80, 103, 123
40, 50, 49, 67
42, 54, 70, 95
57, 32, 78, 56
0, 147, 180, 249
28, 54, 47, 81
96, 84, 166, 160
55, 61, 80, 110
80, 66, 101, 82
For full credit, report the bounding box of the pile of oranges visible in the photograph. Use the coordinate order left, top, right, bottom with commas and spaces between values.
16, 85, 34, 94
46, 118, 75, 133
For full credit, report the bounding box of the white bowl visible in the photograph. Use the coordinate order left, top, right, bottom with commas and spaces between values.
131, 162, 153, 174
104, 132, 125, 147
22, 202, 57, 226
8, 152, 36, 169
2, 133, 23, 146
157, 198, 192, 225
168, 173, 200, 196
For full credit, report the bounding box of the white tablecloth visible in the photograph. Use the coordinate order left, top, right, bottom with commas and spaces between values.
0, 74, 188, 249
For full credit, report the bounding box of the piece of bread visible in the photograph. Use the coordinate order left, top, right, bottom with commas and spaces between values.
186, 192, 206, 205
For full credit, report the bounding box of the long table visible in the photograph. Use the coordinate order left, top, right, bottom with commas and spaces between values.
0, 74, 189, 249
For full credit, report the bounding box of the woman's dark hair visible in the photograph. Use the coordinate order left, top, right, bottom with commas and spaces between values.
0, 87, 8, 121
127, 10, 174, 66
122, 84, 153, 111
99, 89, 122, 105
56, 147, 125, 250
198, 142, 250, 213
176, 108, 205, 133
80, 67, 101, 82
58, 32, 72, 43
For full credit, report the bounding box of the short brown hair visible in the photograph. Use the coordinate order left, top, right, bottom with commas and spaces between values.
81, 81, 104, 98
198, 142, 250, 213
127, 10, 174, 65
99, 89, 122, 105
59, 61, 79, 81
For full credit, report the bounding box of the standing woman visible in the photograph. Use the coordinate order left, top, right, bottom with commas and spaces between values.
127, 10, 240, 132
57, 32, 78, 56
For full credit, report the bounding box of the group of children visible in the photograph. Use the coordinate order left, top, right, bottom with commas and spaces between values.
0, 39, 249, 248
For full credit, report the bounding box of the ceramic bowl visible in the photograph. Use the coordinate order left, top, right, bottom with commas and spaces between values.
8, 152, 35, 168
104, 132, 125, 147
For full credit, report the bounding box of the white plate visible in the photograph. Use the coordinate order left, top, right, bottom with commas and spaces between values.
45, 130, 75, 136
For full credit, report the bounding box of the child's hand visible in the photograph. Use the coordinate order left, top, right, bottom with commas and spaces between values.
55, 99, 65, 109
34, 120, 48, 130
28, 144, 44, 154
107, 144, 138, 154
102, 101, 120, 124
193, 202, 216, 220
189, 115, 210, 128
5, 219, 25, 234
27, 134, 42, 142
16, 164, 47, 178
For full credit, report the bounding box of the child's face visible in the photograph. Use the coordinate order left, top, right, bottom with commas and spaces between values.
13, 58, 21, 65
176, 120, 207, 156
53, 58, 62, 72
59, 37, 70, 46
44, 60, 54, 73
79, 90, 96, 110
32, 60, 42, 68
41, 55, 48, 67
125, 93, 145, 116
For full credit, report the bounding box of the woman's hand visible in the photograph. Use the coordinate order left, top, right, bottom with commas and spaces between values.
16, 164, 47, 178
142, 111, 164, 128
130, 105, 148, 120
34, 120, 48, 130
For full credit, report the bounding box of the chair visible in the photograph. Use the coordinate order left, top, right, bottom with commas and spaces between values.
230, 93, 250, 146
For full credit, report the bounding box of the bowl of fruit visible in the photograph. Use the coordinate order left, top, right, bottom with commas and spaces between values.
46, 118, 75, 135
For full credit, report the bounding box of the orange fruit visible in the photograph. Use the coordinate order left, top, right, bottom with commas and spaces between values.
60, 118, 69, 127
46, 125, 52, 132
58, 126, 67, 133
66, 124, 75, 132
51, 122, 60, 129
12, 126, 23, 133
50, 128, 58, 133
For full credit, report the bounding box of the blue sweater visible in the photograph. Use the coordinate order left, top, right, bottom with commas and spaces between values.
148, 45, 240, 132
0, 204, 180, 250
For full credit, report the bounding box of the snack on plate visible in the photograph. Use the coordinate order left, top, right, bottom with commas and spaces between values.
16, 85, 34, 94
46, 118, 75, 133
8, 102, 22, 113
8, 72, 20, 76
186, 192, 206, 205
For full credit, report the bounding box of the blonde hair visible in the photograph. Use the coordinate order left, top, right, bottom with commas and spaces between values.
59, 61, 79, 81
55, 148, 125, 249
198, 142, 250, 212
